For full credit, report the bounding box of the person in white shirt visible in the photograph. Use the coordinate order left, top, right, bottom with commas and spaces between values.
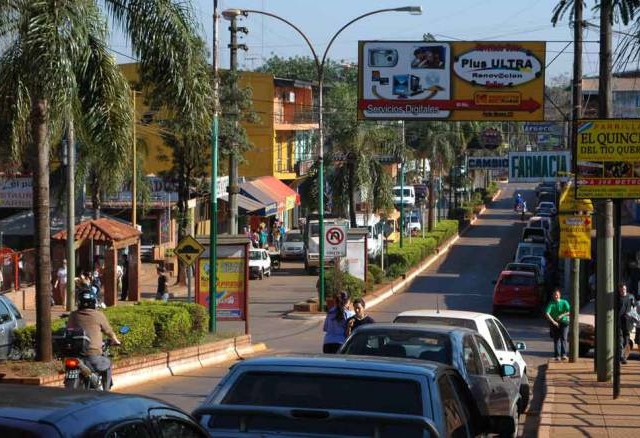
53, 259, 68, 306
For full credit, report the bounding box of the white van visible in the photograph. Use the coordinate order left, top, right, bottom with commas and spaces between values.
355, 213, 383, 259
392, 186, 415, 207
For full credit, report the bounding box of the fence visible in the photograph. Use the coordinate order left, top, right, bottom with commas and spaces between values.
0, 248, 36, 293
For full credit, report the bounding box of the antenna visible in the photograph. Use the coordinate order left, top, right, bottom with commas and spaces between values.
436, 296, 440, 314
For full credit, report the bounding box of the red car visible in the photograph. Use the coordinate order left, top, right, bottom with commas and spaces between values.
492, 270, 543, 314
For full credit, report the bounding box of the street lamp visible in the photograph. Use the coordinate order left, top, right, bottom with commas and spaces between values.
224, 6, 422, 310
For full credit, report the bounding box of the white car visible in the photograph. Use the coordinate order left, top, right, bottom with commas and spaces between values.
406, 212, 421, 233
393, 309, 530, 414
392, 186, 415, 207
248, 248, 271, 280
281, 230, 304, 260
514, 242, 547, 263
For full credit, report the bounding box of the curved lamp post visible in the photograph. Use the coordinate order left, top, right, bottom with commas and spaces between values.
223, 6, 422, 310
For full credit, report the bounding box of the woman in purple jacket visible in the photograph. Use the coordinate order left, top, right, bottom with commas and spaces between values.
322, 291, 355, 353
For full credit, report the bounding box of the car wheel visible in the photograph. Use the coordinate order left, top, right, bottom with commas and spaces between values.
578, 343, 591, 357
259, 268, 264, 280
266, 267, 271, 277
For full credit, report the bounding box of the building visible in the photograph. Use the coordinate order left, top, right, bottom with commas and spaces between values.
582, 72, 640, 118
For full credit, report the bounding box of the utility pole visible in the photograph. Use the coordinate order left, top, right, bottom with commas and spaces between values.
226, 14, 247, 235
568, 0, 583, 363
209, 0, 220, 333
596, 0, 614, 383
65, 121, 75, 311
399, 121, 405, 249
132, 91, 137, 229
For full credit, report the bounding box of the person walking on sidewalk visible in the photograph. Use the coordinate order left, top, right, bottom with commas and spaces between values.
322, 291, 354, 354
618, 283, 636, 364
346, 298, 375, 337
545, 288, 570, 361
155, 266, 169, 302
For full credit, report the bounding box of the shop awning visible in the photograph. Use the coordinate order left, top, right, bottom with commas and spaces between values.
252, 176, 300, 212
240, 181, 280, 217
219, 193, 267, 213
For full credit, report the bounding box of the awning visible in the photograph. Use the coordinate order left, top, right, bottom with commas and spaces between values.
239, 182, 279, 217
219, 194, 266, 214
252, 176, 300, 212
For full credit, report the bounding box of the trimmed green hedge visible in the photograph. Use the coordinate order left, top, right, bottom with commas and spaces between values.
10, 302, 210, 360
317, 268, 366, 301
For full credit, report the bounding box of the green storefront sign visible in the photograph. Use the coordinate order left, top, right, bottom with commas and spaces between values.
509, 151, 571, 182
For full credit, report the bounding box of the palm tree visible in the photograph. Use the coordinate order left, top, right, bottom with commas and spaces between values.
551, 1, 640, 26
0, 1, 210, 361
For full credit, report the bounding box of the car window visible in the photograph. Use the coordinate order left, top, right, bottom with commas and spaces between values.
438, 374, 472, 438
249, 251, 260, 260
262, 252, 267, 260
284, 234, 303, 242
106, 421, 152, 438
475, 336, 500, 374
500, 275, 536, 286
222, 372, 423, 415
157, 418, 206, 438
2, 298, 22, 320
341, 330, 451, 364
485, 319, 507, 351
493, 319, 516, 351
0, 300, 12, 324
462, 335, 480, 375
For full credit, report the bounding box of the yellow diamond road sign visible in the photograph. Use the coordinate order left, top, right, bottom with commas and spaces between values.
174, 235, 205, 267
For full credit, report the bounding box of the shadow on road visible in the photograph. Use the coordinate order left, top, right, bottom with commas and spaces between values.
521, 364, 547, 437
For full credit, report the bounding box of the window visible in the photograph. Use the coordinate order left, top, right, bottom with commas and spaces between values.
284, 234, 303, 242
462, 336, 480, 375
3, 298, 22, 320
475, 335, 500, 375
157, 418, 206, 438
106, 421, 152, 438
500, 275, 536, 286
0, 301, 11, 324
485, 319, 506, 351
494, 319, 517, 351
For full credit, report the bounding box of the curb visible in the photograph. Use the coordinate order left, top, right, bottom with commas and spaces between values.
537, 360, 554, 438
0, 336, 267, 390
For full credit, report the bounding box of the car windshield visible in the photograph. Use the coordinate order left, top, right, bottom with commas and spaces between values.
342, 330, 452, 365
249, 251, 261, 261
506, 264, 536, 274
519, 246, 546, 258
501, 275, 536, 286
393, 188, 412, 197
393, 315, 477, 331
284, 234, 303, 243
309, 223, 319, 237
520, 257, 542, 265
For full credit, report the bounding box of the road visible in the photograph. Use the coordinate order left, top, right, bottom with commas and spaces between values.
122, 182, 550, 434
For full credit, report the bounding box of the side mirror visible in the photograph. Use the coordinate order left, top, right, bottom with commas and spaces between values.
500, 364, 517, 377
515, 341, 527, 351
119, 325, 131, 335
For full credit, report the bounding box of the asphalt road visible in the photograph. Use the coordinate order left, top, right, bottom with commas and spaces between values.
122, 182, 551, 434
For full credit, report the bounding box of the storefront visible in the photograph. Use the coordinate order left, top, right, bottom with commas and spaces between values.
240, 176, 300, 231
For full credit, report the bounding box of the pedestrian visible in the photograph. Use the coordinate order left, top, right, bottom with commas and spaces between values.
53, 259, 68, 306
618, 282, 636, 364
259, 226, 268, 249
279, 222, 286, 249
346, 298, 375, 337
272, 223, 281, 251
155, 266, 169, 302
544, 288, 570, 361
119, 254, 129, 301
322, 291, 355, 354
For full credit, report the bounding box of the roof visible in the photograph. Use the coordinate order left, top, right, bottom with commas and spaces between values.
395, 309, 492, 321
219, 193, 265, 213
52, 218, 141, 243
582, 76, 640, 93
353, 323, 476, 336
253, 176, 300, 208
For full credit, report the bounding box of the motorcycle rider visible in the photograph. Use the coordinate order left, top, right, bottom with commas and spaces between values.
514, 193, 524, 211
67, 288, 121, 390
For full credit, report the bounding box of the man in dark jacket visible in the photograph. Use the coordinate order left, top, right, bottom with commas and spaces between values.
618, 283, 636, 364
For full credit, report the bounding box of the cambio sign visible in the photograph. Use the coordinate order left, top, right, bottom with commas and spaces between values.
508, 151, 571, 182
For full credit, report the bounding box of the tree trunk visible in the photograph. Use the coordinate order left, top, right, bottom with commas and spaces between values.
348, 159, 357, 228
176, 152, 188, 284
90, 172, 101, 219
31, 98, 52, 362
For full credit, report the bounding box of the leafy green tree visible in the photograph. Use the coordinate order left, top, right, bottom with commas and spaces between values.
0, 1, 210, 362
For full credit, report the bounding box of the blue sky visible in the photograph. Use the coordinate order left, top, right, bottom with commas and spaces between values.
109, 0, 636, 83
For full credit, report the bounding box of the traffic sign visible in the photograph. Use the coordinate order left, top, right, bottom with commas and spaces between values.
174, 234, 205, 267
324, 225, 347, 258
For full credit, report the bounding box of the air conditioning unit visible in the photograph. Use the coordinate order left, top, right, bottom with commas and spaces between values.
285, 91, 295, 103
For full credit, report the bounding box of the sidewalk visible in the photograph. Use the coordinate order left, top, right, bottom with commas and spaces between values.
539, 358, 640, 437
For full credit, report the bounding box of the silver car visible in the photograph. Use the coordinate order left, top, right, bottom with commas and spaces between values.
0, 294, 26, 359
339, 324, 521, 437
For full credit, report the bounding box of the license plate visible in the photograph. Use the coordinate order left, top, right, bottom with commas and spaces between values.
65, 369, 79, 379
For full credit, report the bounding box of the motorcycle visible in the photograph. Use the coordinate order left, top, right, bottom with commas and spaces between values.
269, 251, 281, 271
56, 325, 129, 391
515, 203, 527, 221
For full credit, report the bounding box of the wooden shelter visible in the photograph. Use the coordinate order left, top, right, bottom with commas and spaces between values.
52, 218, 141, 306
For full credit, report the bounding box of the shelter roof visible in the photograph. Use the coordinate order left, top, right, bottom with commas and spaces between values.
52, 218, 140, 243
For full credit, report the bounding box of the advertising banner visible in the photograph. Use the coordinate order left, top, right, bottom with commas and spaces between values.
467, 156, 508, 170
508, 151, 571, 182
559, 214, 592, 259
358, 41, 545, 121
197, 243, 247, 320
576, 119, 640, 199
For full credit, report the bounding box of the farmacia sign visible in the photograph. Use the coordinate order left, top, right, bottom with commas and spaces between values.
508, 151, 571, 182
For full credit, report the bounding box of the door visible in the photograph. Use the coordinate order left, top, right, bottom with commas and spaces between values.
473, 335, 516, 418
0, 299, 15, 358
484, 317, 509, 364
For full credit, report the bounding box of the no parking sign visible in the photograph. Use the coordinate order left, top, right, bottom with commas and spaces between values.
324, 225, 347, 258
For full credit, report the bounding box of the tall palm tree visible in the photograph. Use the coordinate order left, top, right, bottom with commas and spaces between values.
551, 0, 640, 26
0, 1, 211, 361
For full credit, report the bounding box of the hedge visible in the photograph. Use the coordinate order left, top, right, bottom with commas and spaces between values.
10, 302, 209, 360
317, 268, 365, 301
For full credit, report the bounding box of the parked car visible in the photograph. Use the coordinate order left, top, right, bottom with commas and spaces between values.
281, 230, 304, 260
249, 248, 271, 280
521, 227, 552, 248
504, 262, 544, 285
537, 192, 557, 206
514, 242, 547, 263
536, 201, 557, 215
527, 215, 553, 234
406, 211, 422, 233
518, 255, 547, 277
536, 182, 556, 197
578, 299, 635, 358
193, 355, 485, 437
339, 324, 521, 435
0, 294, 25, 360
393, 309, 530, 414
492, 270, 544, 314
0, 384, 208, 437
392, 185, 416, 207
413, 183, 428, 204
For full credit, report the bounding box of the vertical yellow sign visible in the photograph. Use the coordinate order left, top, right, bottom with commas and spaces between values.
558, 214, 592, 259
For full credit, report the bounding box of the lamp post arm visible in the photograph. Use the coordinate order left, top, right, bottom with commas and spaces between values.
241, 9, 321, 76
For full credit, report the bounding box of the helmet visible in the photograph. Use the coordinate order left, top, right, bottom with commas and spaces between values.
78, 288, 97, 309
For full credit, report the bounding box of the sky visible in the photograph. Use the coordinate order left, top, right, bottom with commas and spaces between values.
109, 0, 638, 84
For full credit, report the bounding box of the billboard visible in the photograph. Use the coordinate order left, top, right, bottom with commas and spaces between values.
508, 151, 571, 183
559, 214, 592, 259
0, 177, 32, 208
576, 119, 640, 199
358, 41, 545, 121
467, 156, 508, 170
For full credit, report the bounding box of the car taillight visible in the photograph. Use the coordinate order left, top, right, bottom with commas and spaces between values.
65, 358, 80, 369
